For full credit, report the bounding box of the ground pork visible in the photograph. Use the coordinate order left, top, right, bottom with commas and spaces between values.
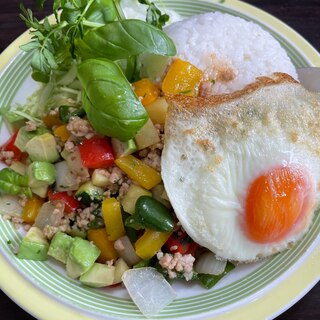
0, 150, 14, 165
66, 116, 95, 139
25, 121, 37, 132
75, 203, 97, 229
157, 251, 195, 281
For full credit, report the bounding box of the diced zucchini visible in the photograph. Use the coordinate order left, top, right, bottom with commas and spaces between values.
75, 181, 104, 205
121, 184, 152, 214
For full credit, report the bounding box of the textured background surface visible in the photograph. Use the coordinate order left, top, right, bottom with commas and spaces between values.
0, 1, 319, 319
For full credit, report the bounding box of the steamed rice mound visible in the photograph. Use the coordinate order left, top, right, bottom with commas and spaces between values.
164, 12, 297, 94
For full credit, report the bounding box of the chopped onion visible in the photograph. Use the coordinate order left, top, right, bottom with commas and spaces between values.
194, 251, 227, 275
54, 161, 79, 192
122, 267, 176, 317
0, 195, 23, 217
34, 202, 65, 229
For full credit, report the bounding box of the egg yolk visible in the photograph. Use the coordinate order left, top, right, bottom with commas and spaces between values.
244, 165, 314, 243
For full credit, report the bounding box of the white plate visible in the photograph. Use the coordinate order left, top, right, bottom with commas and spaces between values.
0, 1, 319, 319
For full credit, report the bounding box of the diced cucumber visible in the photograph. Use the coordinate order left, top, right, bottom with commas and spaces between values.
92, 169, 110, 188
134, 118, 160, 150
121, 184, 152, 214
144, 97, 168, 125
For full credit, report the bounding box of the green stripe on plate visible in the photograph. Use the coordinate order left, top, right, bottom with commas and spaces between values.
0, 0, 319, 318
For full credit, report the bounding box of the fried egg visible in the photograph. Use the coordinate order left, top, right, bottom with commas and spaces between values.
161, 73, 320, 262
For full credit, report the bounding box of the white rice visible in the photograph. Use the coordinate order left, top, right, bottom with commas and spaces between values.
164, 12, 298, 94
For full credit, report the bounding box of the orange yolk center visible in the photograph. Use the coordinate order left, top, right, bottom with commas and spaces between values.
245, 165, 314, 243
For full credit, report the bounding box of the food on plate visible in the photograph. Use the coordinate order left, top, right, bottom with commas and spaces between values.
162, 73, 320, 262
0, 0, 317, 317
163, 12, 298, 94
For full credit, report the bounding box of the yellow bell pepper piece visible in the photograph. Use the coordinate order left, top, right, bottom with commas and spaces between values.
102, 198, 126, 241
133, 78, 160, 106
42, 113, 62, 128
21, 197, 44, 224
162, 59, 204, 96
87, 228, 118, 263
115, 155, 161, 190
53, 124, 71, 142
135, 229, 171, 260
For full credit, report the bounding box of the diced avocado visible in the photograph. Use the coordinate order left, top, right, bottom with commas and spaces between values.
79, 263, 115, 287
27, 161, 56, 187
25, 133, 60, 163
9, 161, 27, 175
26, 161, 55, 198
47, 232, 74, 264
121, 184, 152, 214
134, 118, 160, 150
111, 138, 137, 158
75, 181, 104, 205
17, 226, 49, 261
31, 185, 49, 198
113, 258, 130, 284
66, 237, 100, 279
14, 126, 49, 152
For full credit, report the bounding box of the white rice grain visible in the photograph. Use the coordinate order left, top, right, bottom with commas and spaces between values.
164, 12, 297, 94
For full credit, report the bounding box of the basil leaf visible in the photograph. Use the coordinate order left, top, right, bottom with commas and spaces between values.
0, 168, 32, 198
77, 58, 148, 141
75, 19, 176, 60
84, 0, 118, 25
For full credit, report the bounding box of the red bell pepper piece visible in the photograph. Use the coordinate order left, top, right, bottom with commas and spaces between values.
78, 136, 114, 169
48, 190, 81, 213
164, 228, 198, 256
0, 131, 23, 161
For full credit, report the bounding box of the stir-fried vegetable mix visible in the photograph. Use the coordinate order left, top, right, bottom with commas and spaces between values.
0, 0, 235, 316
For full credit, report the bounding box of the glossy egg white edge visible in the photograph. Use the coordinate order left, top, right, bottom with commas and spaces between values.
161, 78, 320, 262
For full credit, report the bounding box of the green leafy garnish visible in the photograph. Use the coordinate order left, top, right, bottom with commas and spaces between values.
138, 0, 169, 29
0, 168, 32, 198
77, 58, 148, 140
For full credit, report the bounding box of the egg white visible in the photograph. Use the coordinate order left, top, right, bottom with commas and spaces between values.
161, 76, 320, 262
